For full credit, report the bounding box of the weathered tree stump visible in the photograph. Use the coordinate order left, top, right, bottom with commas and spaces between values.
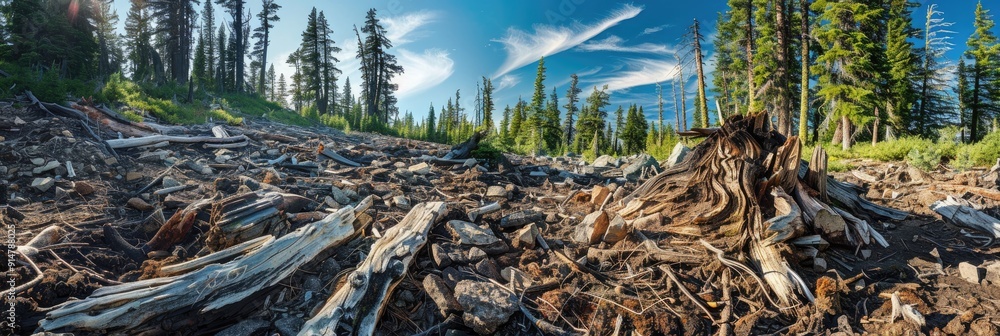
611, 112, 907, 311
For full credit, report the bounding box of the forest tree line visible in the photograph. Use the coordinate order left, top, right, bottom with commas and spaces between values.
2, 0, 1000, 160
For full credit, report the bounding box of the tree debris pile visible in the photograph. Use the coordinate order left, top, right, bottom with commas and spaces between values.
5, 100, 1000, 335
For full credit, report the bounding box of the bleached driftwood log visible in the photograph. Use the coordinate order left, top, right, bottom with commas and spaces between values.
299, 202, 447, 336
319, 146, 362, 167
38, 197, 372, 333
931, 195, 1000, 238
106, 134, 249, 149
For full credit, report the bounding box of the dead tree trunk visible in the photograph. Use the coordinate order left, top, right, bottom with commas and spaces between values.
300, 202, 447, 336
39, 198, 372, 333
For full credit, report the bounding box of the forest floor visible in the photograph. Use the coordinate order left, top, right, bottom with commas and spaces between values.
3, 102, 1000, 336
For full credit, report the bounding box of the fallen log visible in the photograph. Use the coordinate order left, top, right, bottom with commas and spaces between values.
319, 146, 362, 167
441, 130, 485, 160
300, 202, 447, 336
39, 199, 368, 333
106, 134, 249, 149
931, 195, 1000, 238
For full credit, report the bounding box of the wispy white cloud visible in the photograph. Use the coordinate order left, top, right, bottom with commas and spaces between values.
639, 24, 671, 36
383, 11, 438, 46
593, 58, 681, 92
492, 4, 643, 78
577, 35, 675, 54
554, 66, 603, 88
496, 74, 521, 92
395, 48, 455, 98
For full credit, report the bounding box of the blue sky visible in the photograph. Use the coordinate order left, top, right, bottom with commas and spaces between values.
112, 0, 988, 127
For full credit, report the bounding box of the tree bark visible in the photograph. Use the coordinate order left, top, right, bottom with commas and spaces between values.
300, 202, 447, 336
798, 0, 810, 141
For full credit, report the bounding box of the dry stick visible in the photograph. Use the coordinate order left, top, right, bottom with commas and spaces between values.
698, 239, 783, 308
717, 269, 733, 336
411, 314, 459, 336
660, 264, 716, 324
132, 163, 178, 198
13, 253, 43, 295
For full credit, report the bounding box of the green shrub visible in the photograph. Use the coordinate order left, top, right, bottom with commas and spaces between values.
906, 147, 942, 171
952, 150, 975, 171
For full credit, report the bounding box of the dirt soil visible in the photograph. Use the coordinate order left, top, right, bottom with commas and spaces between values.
3, 102, 1000, 336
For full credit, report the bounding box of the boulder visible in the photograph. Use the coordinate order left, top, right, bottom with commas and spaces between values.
959, 262, 982, 284
592, 155, 616, 168
590, 185, 611, 206
454, 280, 518, 334
665, 142, 690, 168
602, 212, 629, 243
572, 210, 610, 245
623, 154, 658, 181
409, 162, 432, 175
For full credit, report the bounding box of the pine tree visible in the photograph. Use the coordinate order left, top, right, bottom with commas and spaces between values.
798, 0, 811, 141
148, 0, 197, 84
563, 74, 581, 148
193, 32, 206, 87
500, 105, 512, 145
276, 73, 287, 107
426, 103, 437, 142
252, 0, 280, 95
124, 0, 154, 81
622, 104, 649, 155
957, 58, 970, 141
691, 18, 711, 129
216, 24, 227, 92
542, 87, 562, 152
884, 0, 919, 139
200, 0, 216, 88
963, 1, 1000, 142
216, 0, 245, 92
94, 0, 122, 80
482, 77, 495, 133
340, 77, 353, 116
613, 105, 625, 154
356, 8, 403, 124
266, 64, 276, 100
573, 86, 610, 154
811, 0, 882, 150
510, 97, 525, 138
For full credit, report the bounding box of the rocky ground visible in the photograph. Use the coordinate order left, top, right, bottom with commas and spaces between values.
3, 102, 1000, 336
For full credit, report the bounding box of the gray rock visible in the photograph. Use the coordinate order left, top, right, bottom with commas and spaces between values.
215, 318, 269, 336
31, 177, 54, 192
185, 160, 213, 175
32, 161, 60, 174
592, 155, 616, 168
467, 247, 487, 262
622, 154, 658, 181
423, 274, 461, 316
501, 267, 535, 291
432, 244, 453, 267
446, 220, 500, 246
302, 275, 323, 291
454, 280, 518, 335
161, 176, 181, 188
409, 162, 432, 175
959, 262, 982, 284
985, 261, 1000, 285
474, 258, 501, 280
463, 158, 478, 168
665, 143, 690, 168
330, 186, 351, 205
393, 195, 411, 210
31, 158, 46, 165
274, 316, 305, 336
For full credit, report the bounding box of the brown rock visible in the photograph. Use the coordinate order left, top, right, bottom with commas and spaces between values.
943, 311, 971, 335
125, 172, 143, 181
73, 181, 95, 195
602, 211, 629, 243
572, 210, 609, 245
127, 197, 154, 211
511, 224, 539, 250
591, 185, 610, 206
